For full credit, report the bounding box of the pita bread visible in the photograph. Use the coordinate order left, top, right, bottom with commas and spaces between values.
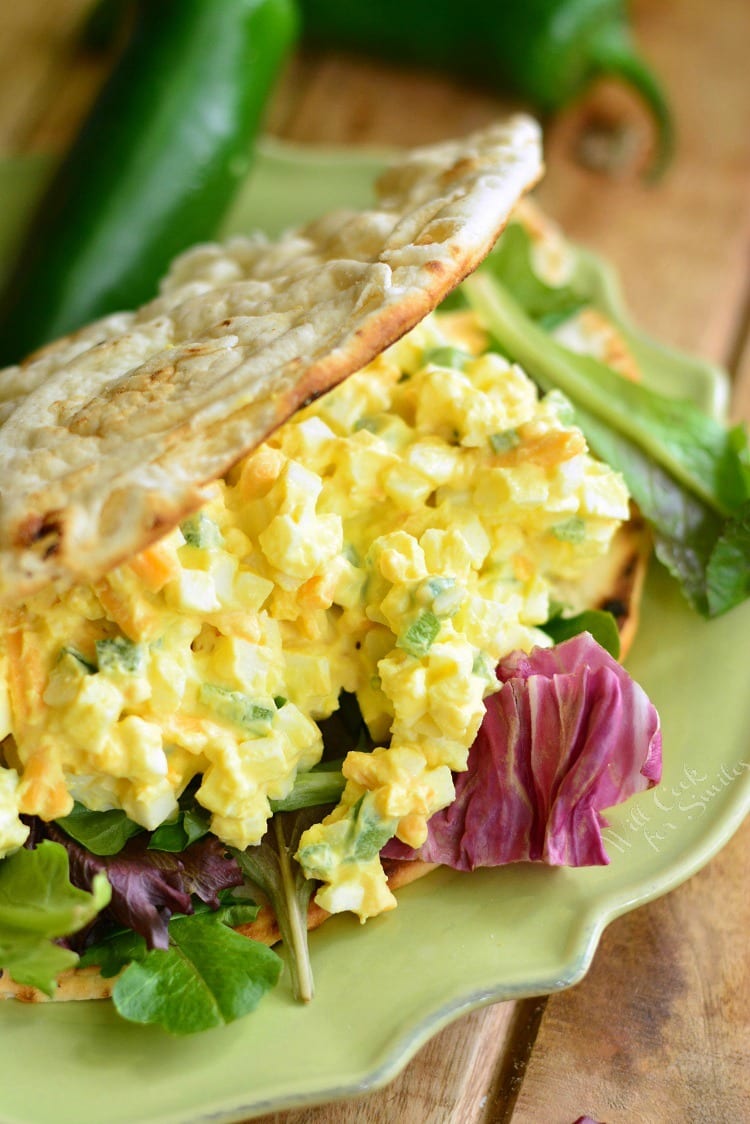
0, 123, 652, 1007
0, 117, 542, 606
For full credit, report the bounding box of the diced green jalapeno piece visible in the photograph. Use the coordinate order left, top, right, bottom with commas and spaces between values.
423, 345, 472, 370
397, 610, 441, 657
551, 517, 586, 543
472, 650, 498, 686
180, 512, 223, 549
420, 576, 462, 617
96, 636, 145, 674
199, 684, 275, 732
348, 795, 397, 862
426, 576, 455, 597
489, 428, 521, 454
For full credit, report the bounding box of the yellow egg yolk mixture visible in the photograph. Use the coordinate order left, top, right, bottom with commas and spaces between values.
0, 311, 630, 919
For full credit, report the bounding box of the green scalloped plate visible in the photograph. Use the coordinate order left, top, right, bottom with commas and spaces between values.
0, 141, 747, 1124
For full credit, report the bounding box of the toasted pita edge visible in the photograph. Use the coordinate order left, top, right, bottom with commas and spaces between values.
0, 118, 543, 605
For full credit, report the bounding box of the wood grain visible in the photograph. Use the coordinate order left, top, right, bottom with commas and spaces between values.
279, 49, 513, 148
511, 818, 750, 1124
733, 333, 750, 427
0, 2, 748, 1122
0, 1, 98, 152
256, 1004, 521, 1124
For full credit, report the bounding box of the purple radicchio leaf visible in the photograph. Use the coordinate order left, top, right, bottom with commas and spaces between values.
383, 632, 662, 870
45, 824, 242, 949
172, 835, 244, 909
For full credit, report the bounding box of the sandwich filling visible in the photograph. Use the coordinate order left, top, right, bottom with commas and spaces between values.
0, 308, 628, 919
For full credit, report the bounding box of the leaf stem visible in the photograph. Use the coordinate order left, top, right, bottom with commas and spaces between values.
272, 816, 314, 1003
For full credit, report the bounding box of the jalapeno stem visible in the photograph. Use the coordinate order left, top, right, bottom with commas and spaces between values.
586, 22, 674, 180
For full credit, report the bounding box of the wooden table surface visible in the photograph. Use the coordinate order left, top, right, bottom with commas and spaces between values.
2, 2, 749, 1121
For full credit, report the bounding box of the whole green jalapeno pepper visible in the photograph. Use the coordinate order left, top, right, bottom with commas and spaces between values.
298, 0, 673, 177
0, 0, 298, 365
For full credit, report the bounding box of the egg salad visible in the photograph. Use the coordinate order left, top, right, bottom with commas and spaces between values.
0, 310, 629, 920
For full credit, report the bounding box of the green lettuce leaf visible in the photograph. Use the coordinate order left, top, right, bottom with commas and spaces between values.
80, 927, 146, 979
482, 221, 587, 326
541, 609, 621, 659
81, 894, 261, 978
705, 504, 750, 616
269, 764, 346, 813
111, 912, 281, 1035
575, 403, 750, 617
57, 787, 214, 856
147, 805, 211, 853
56, 802, 144, 856
0, 841, 111, 995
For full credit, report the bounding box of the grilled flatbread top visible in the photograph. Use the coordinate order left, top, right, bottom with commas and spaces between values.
0, 117, 542, 605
